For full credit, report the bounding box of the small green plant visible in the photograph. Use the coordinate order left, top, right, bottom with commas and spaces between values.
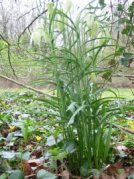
34, 1, 127, 176
21, 119, 30, 143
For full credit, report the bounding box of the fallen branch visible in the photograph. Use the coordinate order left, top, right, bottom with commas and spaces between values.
25, 174, 36, 179
0, 74, 53, 97
111, 123, 134, 135
112, 74, 134, 78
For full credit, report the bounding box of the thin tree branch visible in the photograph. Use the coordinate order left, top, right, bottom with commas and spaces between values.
112, 123, 134, 135
18, 9, 48, 43
0, 34, 16, 77
17, 6, 39, 21
0, 34, 10, 45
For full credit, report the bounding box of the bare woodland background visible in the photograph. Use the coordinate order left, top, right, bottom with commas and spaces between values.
0, 0, 134, 88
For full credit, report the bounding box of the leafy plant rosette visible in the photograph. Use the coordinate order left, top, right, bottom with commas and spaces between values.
32, 1, 133, 177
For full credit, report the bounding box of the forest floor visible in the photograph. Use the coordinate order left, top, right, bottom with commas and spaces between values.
0, 89, 134, 179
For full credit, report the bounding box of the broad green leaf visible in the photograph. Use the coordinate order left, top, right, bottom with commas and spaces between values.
128, 172, 134, 179
0, 173, 7, 179
22, 151, 31, 161
37, 169, 56, 179
9, 170, 24, 179
0, 151, 15, 159
46, 135, 56, 146
65, 141, 76, 154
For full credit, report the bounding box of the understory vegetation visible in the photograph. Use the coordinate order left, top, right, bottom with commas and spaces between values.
0, 0, 134, 178
0, 90, 134, 178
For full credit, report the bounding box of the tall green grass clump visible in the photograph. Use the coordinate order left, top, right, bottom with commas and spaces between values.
38, 1, 124, 176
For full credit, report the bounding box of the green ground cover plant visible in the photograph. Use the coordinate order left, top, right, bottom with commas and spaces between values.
0, 90, 133, 178
0, 91, 62, 178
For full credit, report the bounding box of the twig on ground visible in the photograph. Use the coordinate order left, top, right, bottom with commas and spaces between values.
0, 74, 53, 97
111, 123, 134, 135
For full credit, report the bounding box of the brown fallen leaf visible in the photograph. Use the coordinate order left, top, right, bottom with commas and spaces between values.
129, 149, 134, 157
101, 173, 115, 179
114, 161, 123, 168
127, 166, 134, 176
22, 161, 33, 176
1, 129, 9, 137
104, 161, 123, 176
115, 173, 128, 179
30, 149, 42, 158
61, 170, 70, 179
104, 164, 117, 175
